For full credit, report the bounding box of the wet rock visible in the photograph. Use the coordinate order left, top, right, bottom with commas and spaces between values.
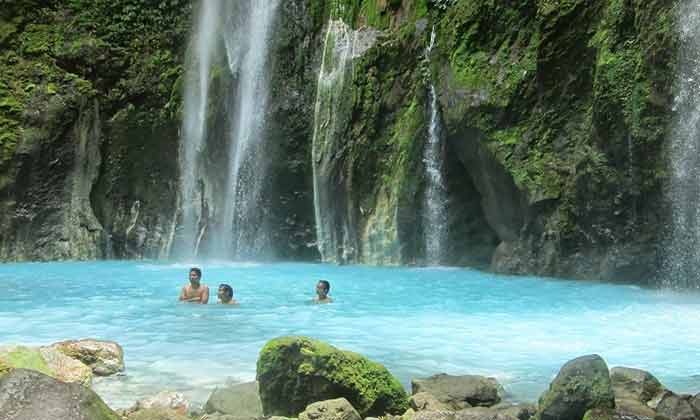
257, 336, 408, 417
52, 339, 125, 376
298, 398, 361, 420
204, 381, 263, 417
655, 393, 696, 420
610, 367, 665, 404
132, 390, 190, 414
411, 392, 451, 412
0, 368, 119, 420
411, 374, 502, 409
534, 355, 615, 420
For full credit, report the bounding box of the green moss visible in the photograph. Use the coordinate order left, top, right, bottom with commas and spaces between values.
257, 336, 409, 417
0, 346, 53, 377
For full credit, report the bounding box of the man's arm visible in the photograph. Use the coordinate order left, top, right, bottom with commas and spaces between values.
200, 285, 209, 304
179, 286, 188, 301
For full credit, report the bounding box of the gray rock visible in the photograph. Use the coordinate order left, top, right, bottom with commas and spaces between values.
204, 381, 263, 417
534, 354, 615, 420
411, 374, 503, 409
0, 368, 119, 420
453, 406, 520, 420
610, 367, 665, 404
411, 392, 451, 412
132, 390, 190, 414
656, 393, 696, 420
613, 398, 656, 419
298, 398, 361, 420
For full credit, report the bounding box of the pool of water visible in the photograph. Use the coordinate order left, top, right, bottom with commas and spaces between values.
0, 261, 699, 408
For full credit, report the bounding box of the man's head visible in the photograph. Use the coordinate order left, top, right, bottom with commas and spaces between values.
316, 280, 330, 299
218, 284, 233, 302
189, 267, 202, 285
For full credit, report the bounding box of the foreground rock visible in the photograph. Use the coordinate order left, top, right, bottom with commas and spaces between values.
610, 367, 665, 404
204, 381, 263, 417
410, 392, 451, 412
0, 368, 119, 420
655, 393, 696, 420
52, 339, 125, 376
411, 374, 503, 409
0, 345, 92, 385
298, 398, 361, 420
534, 355, 615, 420
256, 336, 408, 417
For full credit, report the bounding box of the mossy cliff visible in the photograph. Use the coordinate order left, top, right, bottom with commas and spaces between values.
0, 0, 681, 282
311, 0, 677, 279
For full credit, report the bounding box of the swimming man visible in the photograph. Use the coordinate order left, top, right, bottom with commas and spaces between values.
313, 280, 333, 303
217, 284, 238, 305
179, 267, 209, 304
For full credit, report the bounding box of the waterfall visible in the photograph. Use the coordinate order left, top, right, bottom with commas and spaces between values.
423, 28, 448, 265
176, 0, 279, 260
664, 1, 700, 287
312, 20, 358, 264
175, 0, 222, 259
216, 0, 280, 259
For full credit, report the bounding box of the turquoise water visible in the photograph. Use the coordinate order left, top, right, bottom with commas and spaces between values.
1, 261, 699, 408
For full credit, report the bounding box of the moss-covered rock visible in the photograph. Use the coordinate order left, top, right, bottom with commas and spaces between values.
0, 345, 92, 386
534, 354, 615, 420
256, 336, 409, 417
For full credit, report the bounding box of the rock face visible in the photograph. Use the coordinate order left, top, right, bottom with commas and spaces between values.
535, 355, 615, 420
655, 393, 696, 420
610, 367, 665, 404
298, 398, 362, 420
0, 345, 92, 386
256, 336, 408, 417
0, 368, 119, 420
51, 339, 124, 376
412, 374, 502, 409
204, 381, 263, 417
131, 391, 190, 415
410, 392, 451, 412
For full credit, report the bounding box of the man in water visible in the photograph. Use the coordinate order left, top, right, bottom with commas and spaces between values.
179, 267, 209, 304
313, 280, 333, 303
217, 284, 238, 305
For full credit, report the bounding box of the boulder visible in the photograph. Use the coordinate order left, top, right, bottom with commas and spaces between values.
39, 346, 92, 386
132, 390, 190, 414
256, 336, 408, 417
298, 398, 362, 420
52, 339, 125, 376
0, 345, 92, 385
126, 408, 190, 420
534, 355, 615, 420
655, 393, 696, 420
204, 381, 263, 417
613, 398, 657, 418
0, 368, 119, 420
411, 392, 451, 412
411, 374, 502, 409
610, 367, 665, 404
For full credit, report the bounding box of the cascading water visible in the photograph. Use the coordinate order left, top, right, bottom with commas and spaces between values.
175, 0, 222, 259
423, 28, 448, 265
176, 1, 279, 260
664, 1, 700, 287
216, 0, 280, 259
312, 20, 359, 264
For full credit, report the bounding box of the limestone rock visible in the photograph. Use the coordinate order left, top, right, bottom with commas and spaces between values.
204, 381, 263, 417
610, 367, 665, 404
534, 355, 615, 420
257, 336, 408, 417
39, 346, 92, 386
0, 368, 119, 420
133, 390, 190, 414
52, 339, 125, 376
411, 374, 502, 409
411, 392, 451, 412
298, 398, 361, 420
655, 393, 696, 420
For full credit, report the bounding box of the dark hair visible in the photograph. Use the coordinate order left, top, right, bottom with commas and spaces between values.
219, 284, 233, 298
190, 267, 202, 278
318, 280, 330, 292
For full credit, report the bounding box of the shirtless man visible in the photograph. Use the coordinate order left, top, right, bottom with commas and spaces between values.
313, 280, 333, 303
217, 284, 238, 305
179, 267, 209, 304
